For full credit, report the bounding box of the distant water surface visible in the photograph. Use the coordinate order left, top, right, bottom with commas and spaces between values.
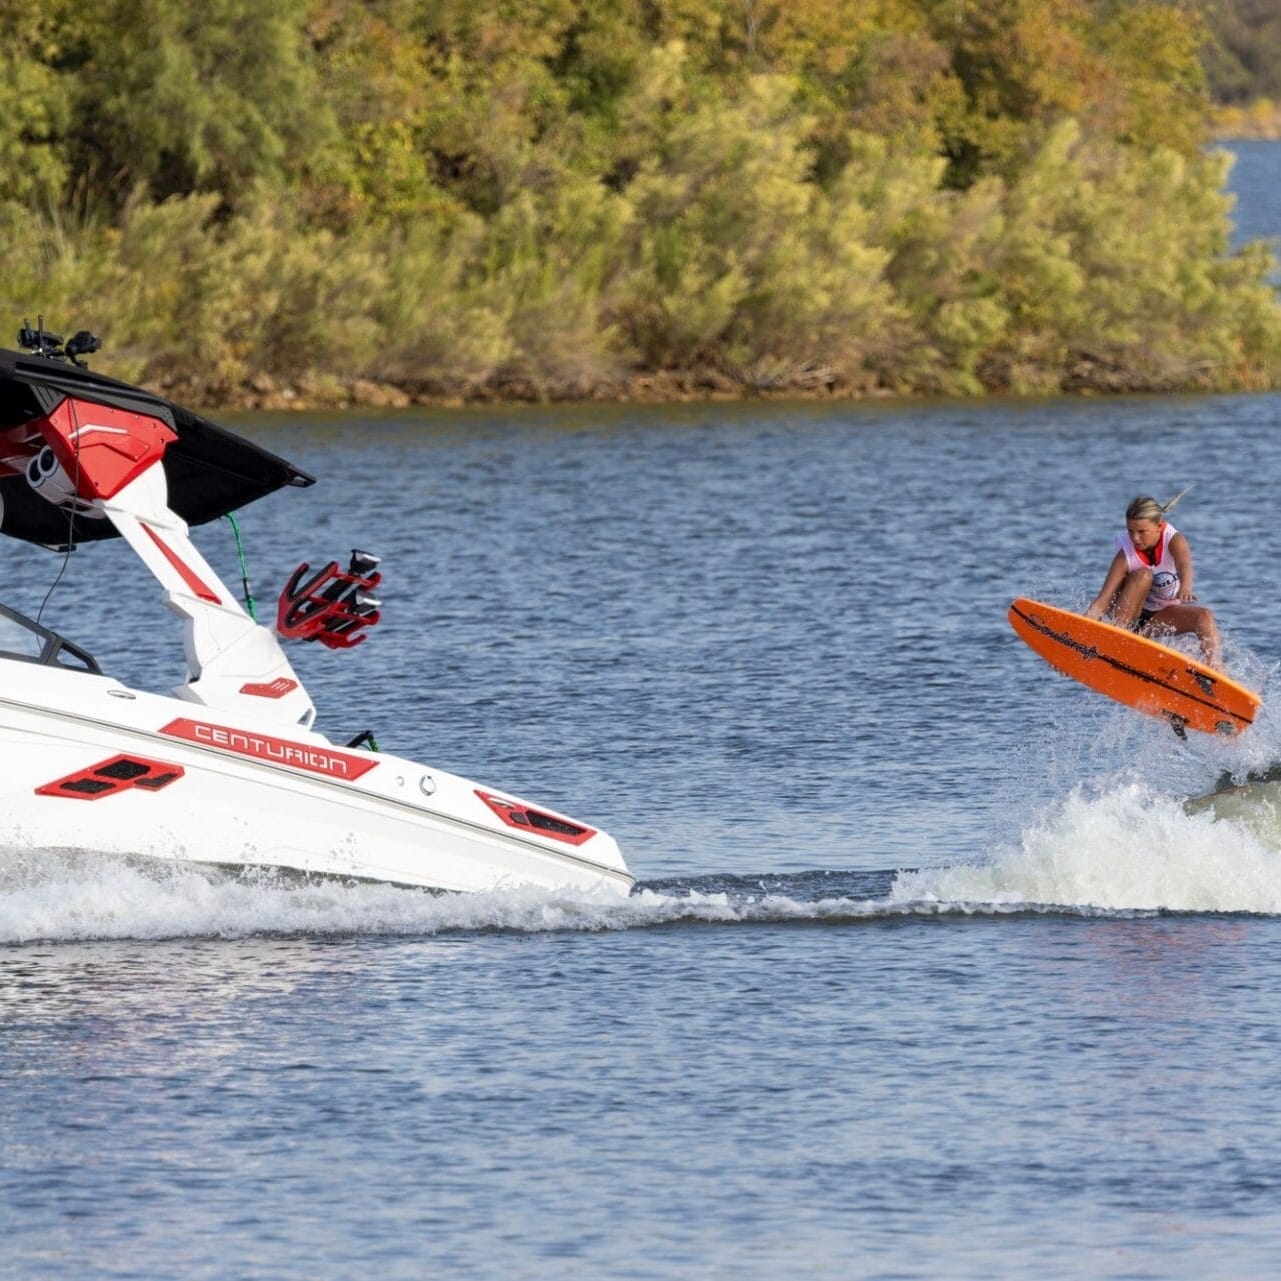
3, 142, 1281, 1281
1224, 138, 1281, 252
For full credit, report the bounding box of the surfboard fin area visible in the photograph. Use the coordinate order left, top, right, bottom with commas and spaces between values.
1008, 597, 1260, 737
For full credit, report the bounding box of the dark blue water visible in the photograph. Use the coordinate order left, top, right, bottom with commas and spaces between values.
3, 145, 1281, 1280
1224, 139, 1281, 252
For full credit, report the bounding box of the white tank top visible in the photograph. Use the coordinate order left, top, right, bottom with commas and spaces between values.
1115, 522, 1180, 613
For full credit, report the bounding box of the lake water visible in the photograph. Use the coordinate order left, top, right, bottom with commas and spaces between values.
4, 146, 1281, 1280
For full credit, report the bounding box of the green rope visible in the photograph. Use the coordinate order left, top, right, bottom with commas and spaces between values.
224, 512, 257, 620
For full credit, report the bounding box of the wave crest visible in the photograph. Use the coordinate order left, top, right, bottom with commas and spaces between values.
893, 782, 1281, 914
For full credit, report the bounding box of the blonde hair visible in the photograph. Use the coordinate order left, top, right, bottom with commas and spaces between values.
1126, 487, 1192, 523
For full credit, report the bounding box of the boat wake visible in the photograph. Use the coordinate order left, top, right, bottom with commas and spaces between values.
897, 782, 1281, 914
5, 774, 1281, 944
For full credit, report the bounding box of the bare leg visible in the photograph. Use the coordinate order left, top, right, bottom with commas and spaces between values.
1141, 603, 1222, 670
1108, 569, 1152, 628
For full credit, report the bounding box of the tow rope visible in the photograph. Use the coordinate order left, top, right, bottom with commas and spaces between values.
224, 512, 256, 620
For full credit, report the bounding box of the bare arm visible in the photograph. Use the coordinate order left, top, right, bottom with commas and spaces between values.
1169, 531, 1196, 600
1086, 550, 1130, 619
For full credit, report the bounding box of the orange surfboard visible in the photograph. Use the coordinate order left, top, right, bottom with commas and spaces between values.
1008, 597, 1260, 737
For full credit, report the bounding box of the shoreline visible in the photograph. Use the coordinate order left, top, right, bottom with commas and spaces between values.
149, 361, 1270, 415
1211, 100, 1281, 142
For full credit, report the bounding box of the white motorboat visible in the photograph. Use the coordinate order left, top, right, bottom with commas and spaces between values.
0, 324, 633, 895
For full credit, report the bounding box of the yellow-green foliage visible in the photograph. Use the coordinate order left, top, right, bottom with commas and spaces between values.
1, 0, 1278, 398
609, 61, 891, 372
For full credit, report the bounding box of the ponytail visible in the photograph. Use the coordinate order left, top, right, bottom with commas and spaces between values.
1126, 486, 1192, 523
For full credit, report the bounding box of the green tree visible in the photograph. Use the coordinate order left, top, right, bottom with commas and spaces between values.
1196, 0, 1281, 102
2, 0, 1277, 400
610, 56, 896, 379
67, 0, 335, 210
925, 0, 1207, 184
0, 6, 73, 208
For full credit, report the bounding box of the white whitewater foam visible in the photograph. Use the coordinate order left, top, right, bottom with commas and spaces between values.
0, 850, 899, 944
6, 777, 1281, 943
892, 782, 1281, 914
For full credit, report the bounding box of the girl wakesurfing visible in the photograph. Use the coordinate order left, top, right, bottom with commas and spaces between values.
1084, 488, 1221, 669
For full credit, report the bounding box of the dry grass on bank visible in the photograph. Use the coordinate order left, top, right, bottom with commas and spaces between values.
1212, 98, 1281, 140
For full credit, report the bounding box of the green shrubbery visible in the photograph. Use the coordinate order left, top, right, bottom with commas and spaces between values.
2, 0, 1279, 401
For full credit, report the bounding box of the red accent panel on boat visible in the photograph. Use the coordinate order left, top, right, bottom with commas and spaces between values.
474, 790, 597, 846
36, 753, 185, 800
160, 717, 379, 780
39, 396, 177, 501
239, 677, 299, 699
141, 525, 223, 603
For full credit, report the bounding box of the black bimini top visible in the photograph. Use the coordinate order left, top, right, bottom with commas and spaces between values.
0, 346, 314, 547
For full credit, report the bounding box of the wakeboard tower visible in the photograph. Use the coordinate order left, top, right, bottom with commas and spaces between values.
0, 321, 633, 895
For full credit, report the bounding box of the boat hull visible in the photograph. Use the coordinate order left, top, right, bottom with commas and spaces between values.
0, 662, 633, 897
